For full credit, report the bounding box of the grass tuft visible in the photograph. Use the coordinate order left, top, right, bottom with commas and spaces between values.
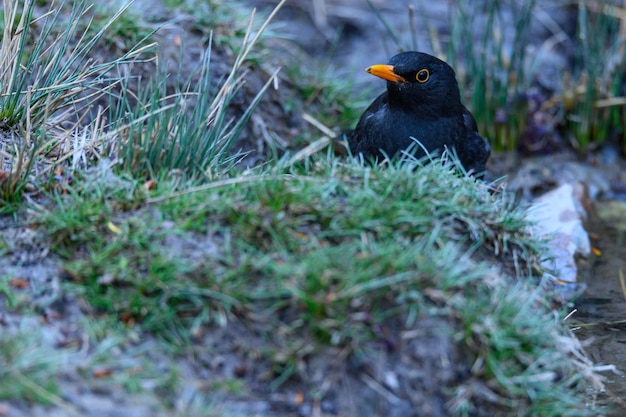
0, 0, 155, 208
0, 323, 68, 405
102, 1, 286, 179
37, 155, 595, 413
563, 2, 626, 152
453, 283, 592, 416
447, 0, 535, 152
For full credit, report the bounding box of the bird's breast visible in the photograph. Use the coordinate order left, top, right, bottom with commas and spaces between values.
353, 109, 465, 160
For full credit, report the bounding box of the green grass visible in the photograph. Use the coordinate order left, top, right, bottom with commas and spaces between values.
35, 155, 595, 414
448, 0, 534, 153
95, 0, 283, 180
0, 325, 66, 405
564, 2, 626, 151
106, 45, 278, 179
0, 275, 17, 310
453, 283, 591, 416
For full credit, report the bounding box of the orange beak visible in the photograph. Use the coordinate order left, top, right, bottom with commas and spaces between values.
366, 64, 407, 83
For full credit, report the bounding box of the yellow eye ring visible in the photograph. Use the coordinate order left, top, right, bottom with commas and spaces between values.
416, 69, 429, 83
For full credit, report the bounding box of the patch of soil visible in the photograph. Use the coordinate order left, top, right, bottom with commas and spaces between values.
181, 314, 478, 417
575, 203, 626, 416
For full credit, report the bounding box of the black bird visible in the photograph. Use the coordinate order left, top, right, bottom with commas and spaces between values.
348, 51, 490, 177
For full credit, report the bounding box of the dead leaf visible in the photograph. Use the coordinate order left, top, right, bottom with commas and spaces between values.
92, 368, 114, 378
9, 278, 29, 289
143, 179, 157, 191
107, 221, 122, 234
294, 391, 304, 405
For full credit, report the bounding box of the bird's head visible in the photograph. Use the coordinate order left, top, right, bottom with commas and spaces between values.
366, 51, 462, 115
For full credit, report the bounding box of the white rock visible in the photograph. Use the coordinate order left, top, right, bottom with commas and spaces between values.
526, 182, 591, 283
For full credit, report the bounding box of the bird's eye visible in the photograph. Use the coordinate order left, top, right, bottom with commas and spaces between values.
416, 69, 429, 83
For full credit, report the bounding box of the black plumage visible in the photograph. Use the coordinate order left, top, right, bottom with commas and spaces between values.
348, 51, 490, 176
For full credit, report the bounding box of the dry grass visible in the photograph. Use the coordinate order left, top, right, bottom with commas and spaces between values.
0, 0, 155, 207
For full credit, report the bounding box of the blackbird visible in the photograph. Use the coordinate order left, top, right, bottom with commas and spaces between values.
348, 51, 490, 177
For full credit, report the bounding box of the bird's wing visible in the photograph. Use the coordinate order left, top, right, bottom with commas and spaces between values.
360, 92, 388, 122
460, 130, 490, 177
462, 106, 479, 133
459, 106, 490, 177
348, 92, 388, 152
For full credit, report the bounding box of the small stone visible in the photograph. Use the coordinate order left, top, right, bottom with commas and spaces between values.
526, 182, 591, 284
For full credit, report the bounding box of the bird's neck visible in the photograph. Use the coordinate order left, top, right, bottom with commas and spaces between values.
386, 82, 463, 119
389, 95, 462, 120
